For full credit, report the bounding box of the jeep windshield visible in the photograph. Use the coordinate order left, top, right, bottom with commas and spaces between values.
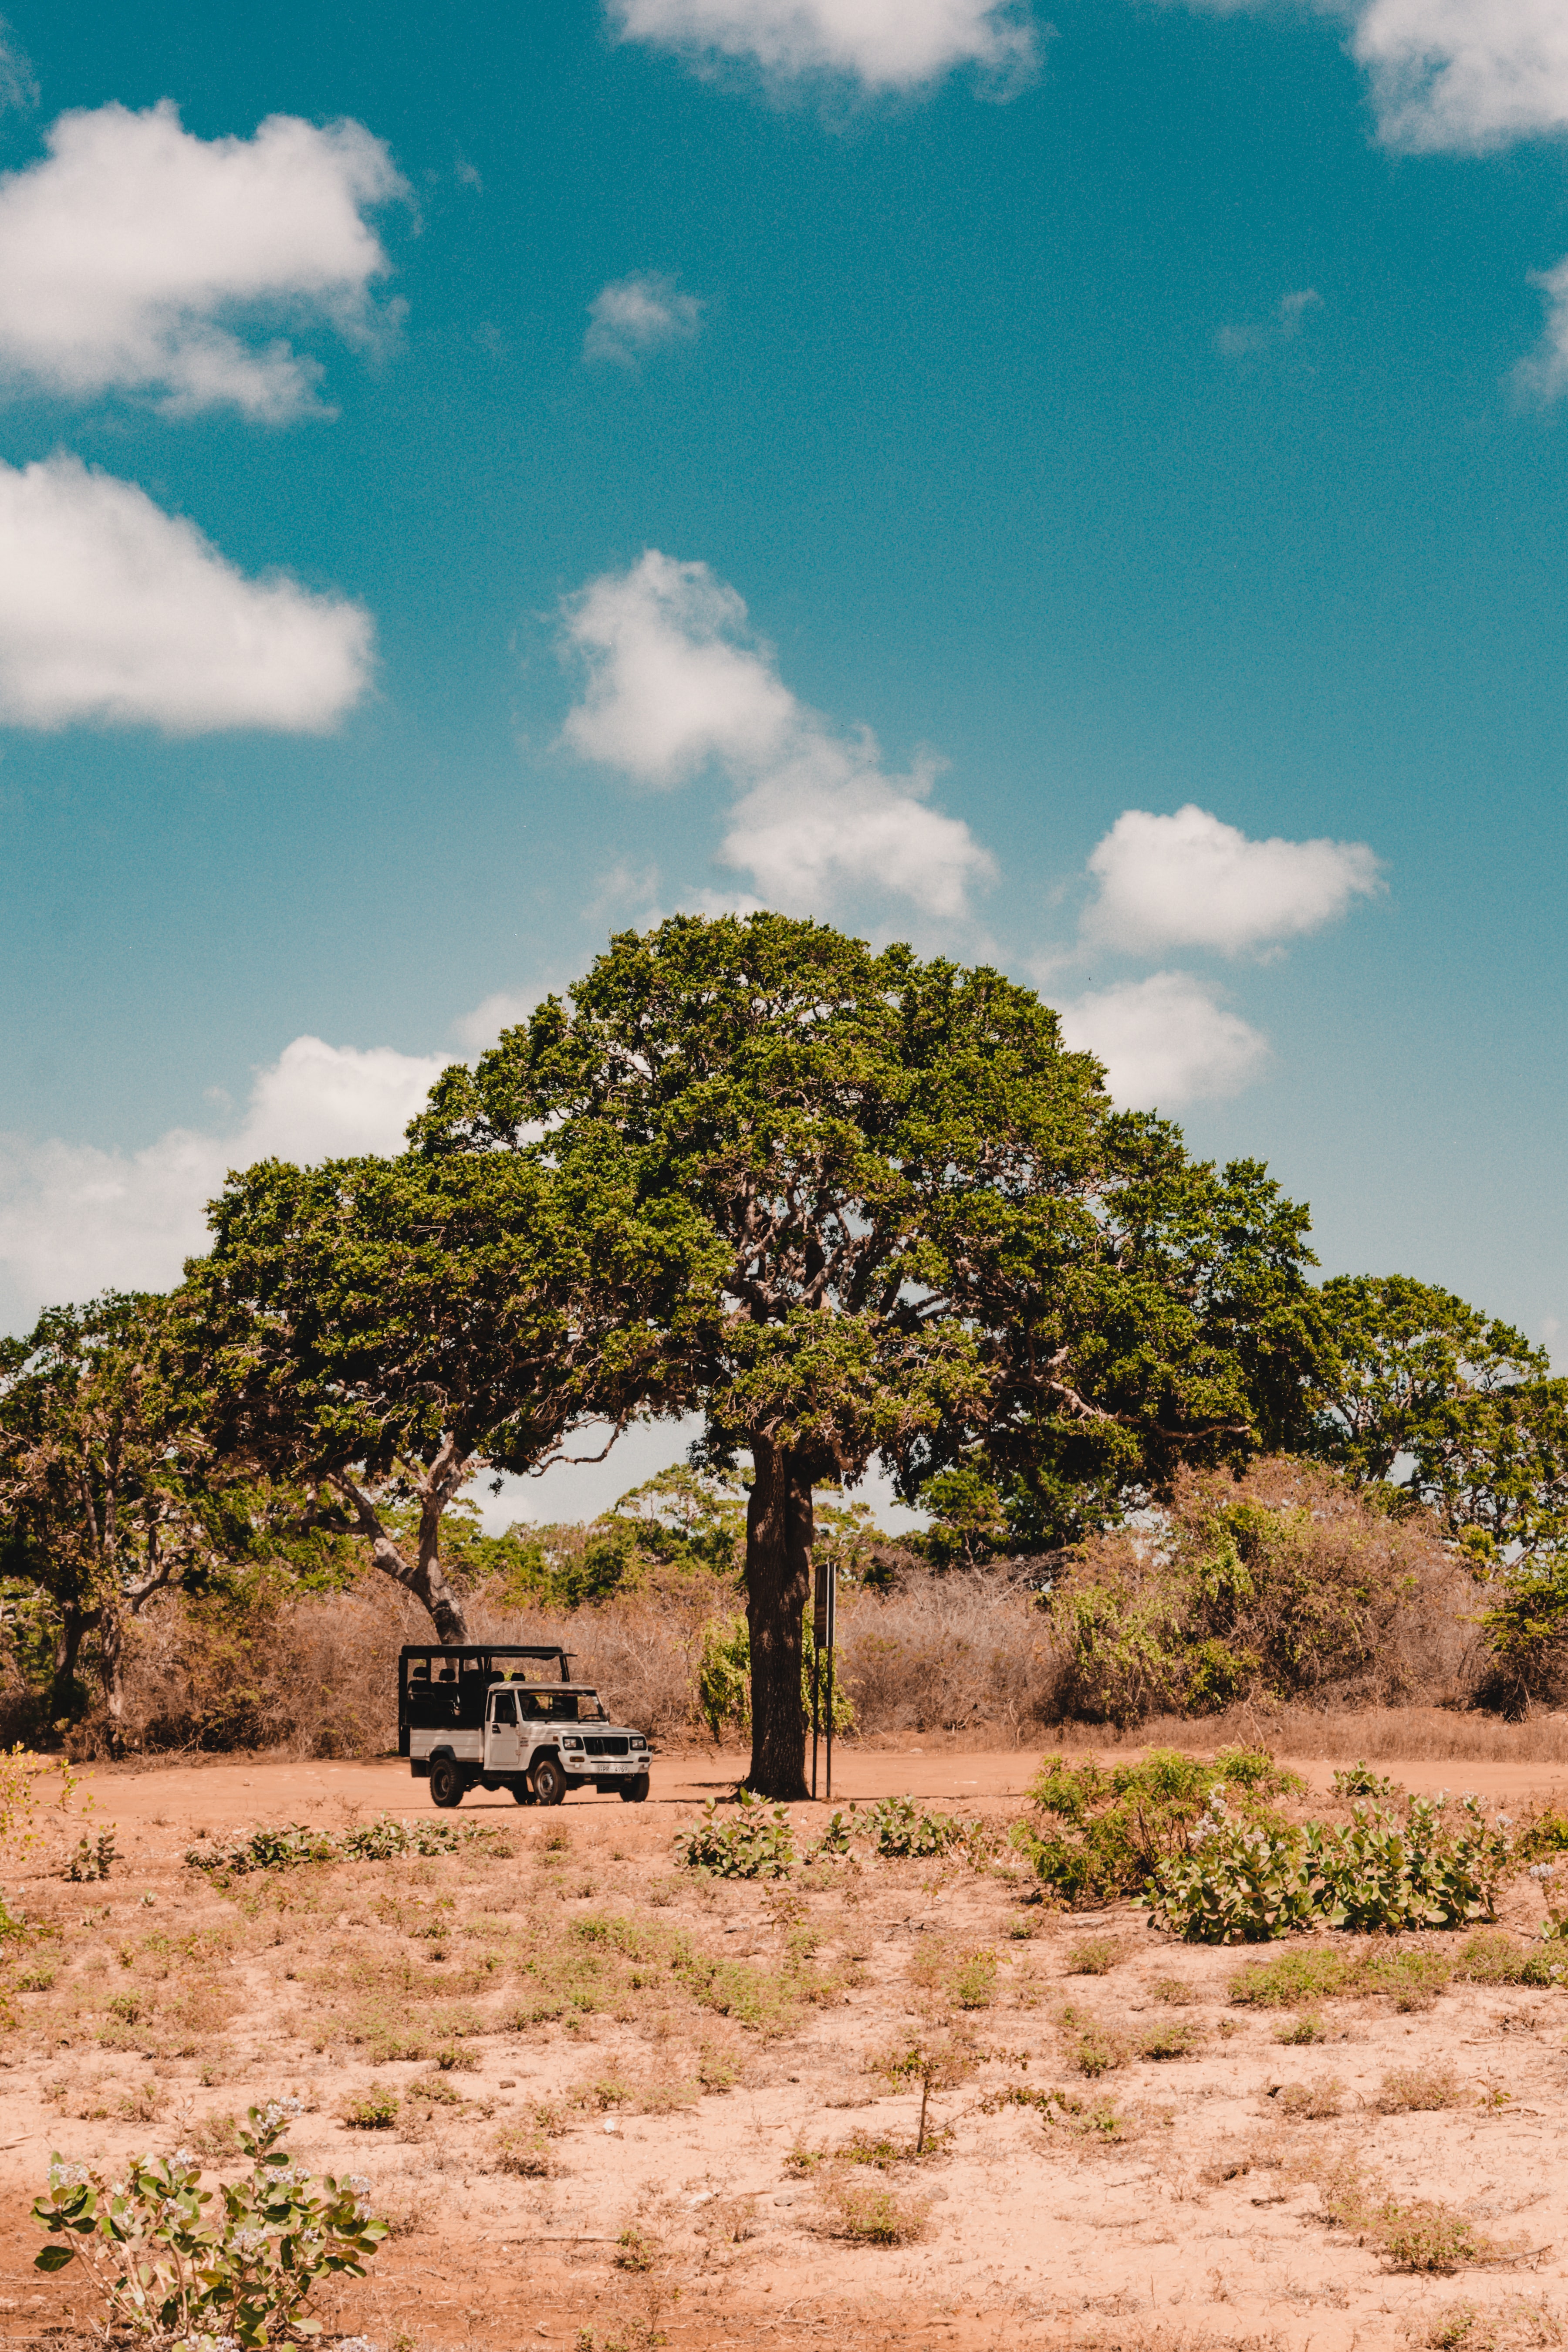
506, 1686, 608, 1724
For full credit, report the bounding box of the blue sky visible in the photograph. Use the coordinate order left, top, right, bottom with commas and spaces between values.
2, 0, 1567, 1488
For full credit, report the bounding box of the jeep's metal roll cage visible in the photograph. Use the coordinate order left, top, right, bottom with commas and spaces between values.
397, 1643, 574, 1757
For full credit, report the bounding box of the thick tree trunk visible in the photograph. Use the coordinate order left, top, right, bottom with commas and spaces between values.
99, 1599, 127, 1757
49, 1604, 90, 1732
744, 1437, 813, 1800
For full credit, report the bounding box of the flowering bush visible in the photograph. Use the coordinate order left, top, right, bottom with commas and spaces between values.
675, 1791, 795, 1879
1308, 1796, 1511, 1932
32, 2099, 386, 2350
1142, 1791, 1315, 1943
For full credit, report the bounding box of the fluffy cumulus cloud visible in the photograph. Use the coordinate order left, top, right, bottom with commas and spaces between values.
1081, 804, 1382, 958
0, 453, 373, 733
1058, 972, 1270, 1109
584, 273, 704, 368
0, 100, 405, 420
0, 1037, 447, 1333
560, 549, 993, 919
605, 0, 1035, 93
1348, 0, 1568, 151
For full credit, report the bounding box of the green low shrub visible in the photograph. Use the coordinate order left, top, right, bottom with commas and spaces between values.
1011, 1746, 1300, 1908
32, 2099, 386, 2349
674, 1791, 794, 1879
865, 1794, 969, 1860
186, 1816, 492, 1877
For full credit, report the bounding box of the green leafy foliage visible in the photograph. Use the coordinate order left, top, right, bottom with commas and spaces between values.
674, 1791, 795, 1879
865, 1794, 968, 1859
412, 912, 1326, 1794
185, 1815, 491, 1877
1307, 1796, 1511, 1931
1042, 1459, 1464, 1728
1142, 1790, 1315, 1943
1011, 1744, 1297, 1906
31, 2098, 386, 2349
696, 1613, 854, 1744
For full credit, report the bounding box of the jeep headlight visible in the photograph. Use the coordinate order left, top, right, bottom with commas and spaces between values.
630, 1737, 648, 1750
562, 1736, 583, 1750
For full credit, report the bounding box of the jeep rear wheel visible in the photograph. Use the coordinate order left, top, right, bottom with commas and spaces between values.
531, 1755, 567, 1806
620, 1774, 650, 1804
429, 1756, 464, 1809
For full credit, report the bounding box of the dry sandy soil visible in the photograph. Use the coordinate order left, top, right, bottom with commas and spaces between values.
4, 1742, 1568, 2352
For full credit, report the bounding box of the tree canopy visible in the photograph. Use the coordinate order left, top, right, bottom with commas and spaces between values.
176, 1136, 715, 1642
413, 912, 1327, 1794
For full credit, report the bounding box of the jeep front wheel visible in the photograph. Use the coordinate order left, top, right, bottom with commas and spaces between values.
429, 1756, 464, 1810
620, 1774, 650, 1804
531, 1755, 568, 1806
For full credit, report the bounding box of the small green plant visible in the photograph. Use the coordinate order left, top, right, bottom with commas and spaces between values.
1274, 2010, 1326, 2045
1061, 2008, 1130, 2078
434, 2041, 481, 2072
614, 2227, 654, 2273
1332, 1762, 1398, 1801
491, 2123, 554, 2177
186, 1817, 492, 1878
805, 1810, 853, 1860
65, 1828, 117, 1884
31, 2098, 386, 2349
673, 1791, 794, 1880
341, 2087, 399, 2130
1139, 2019, 1202, 2061
1065, 1934, 1123, 1975
868, 2032, 977, 2153
1148, 1975, 1201, 2005
1229, 1949, 1356, 2007
864, 1794, 968, 1860
948, 1948, 998, 2010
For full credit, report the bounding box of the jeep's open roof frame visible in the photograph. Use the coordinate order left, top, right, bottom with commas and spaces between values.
399, 1643, 573, 1682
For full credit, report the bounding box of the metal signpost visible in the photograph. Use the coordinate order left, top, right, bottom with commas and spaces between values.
811, 1554, 836, 1804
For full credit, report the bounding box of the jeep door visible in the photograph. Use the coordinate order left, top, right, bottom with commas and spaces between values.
486, 1687, 524, 1773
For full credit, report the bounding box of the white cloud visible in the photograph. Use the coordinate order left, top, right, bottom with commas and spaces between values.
452, 989, 550, 1053
1058, 972, 1270, 1108
0, 1036, 446, 1332
1216, 288, 1321, 357
1349, 0, 1568, 151
1514, 253, 1568, 402
605, 0, 1036, 92
0, 453, 373, 733
585, 273, 704, 368
560, 549, 993, 919
0, 16, 37, 115
1081, 804, 1382, 958
0, 100, 405, 419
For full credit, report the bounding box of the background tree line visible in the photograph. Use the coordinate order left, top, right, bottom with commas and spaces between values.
3, 915, 1565, 1794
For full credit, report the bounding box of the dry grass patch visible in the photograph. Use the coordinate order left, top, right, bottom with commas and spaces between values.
1377, 2063, 1464, 2113
1420, 2299, 1567, 2349
1066, 1935, 1125, 1975
817, 2176, 930, 2244
1272, 2077, 1344, 2120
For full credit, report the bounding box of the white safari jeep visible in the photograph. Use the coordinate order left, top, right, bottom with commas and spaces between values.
399, 1642, 651, 1809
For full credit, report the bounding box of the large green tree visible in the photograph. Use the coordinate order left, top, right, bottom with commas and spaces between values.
413, 913, 1326, 1796
178, 1135, 710, 1642
0, 1294, 253, 1744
